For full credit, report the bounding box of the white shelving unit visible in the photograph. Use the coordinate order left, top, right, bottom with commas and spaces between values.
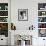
0, 1, 9, 45
0, 3, 8, 38
38, 3, 46, 37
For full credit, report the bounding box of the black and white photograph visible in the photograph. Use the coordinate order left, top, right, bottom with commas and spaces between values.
18, 9, 28, 21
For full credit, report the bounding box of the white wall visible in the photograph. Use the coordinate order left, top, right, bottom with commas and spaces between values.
11, 0, 46, 46
11, 0, 38, 30
11, 0, 46, 30
0, 0, 8, 3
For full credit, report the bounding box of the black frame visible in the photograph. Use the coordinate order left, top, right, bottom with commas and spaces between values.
18, 9, 28, 21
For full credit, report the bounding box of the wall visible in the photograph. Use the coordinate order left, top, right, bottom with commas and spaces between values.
11, 0, 46, 30
11, 0, 46, 46
0, 0, 8, 3
11, 0, 38, 30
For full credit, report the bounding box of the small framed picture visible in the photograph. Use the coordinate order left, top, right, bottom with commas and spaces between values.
38, 29, 46, 37
18, 9, 28, 21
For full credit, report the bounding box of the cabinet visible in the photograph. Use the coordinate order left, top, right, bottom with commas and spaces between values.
0, 35, 8, 45
38, 3, 46, 37
38, 37, 46, 46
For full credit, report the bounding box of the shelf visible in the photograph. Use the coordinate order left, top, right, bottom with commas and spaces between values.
38, 22, 46, 23
38, 3, 46, 37
38, 10, 46, 11
38, 28, 46, 29
0, 10, 8, 11
0, 16, 8, 17
0, 22, 8, 23
38, 15, 46, 17
0, 3, 8, 37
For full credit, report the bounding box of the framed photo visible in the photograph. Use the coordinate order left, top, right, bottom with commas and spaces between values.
18, 9, 28, 21
38, 29, 46, 37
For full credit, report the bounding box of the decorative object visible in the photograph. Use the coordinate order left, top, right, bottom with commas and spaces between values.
15, 35, 32, 46
38, 23, 46, 28
38, 3, 46, 10
18, 9, 28, 21
39, 29, 46, 37
0, 23, 8, 37
0, 6, 1, 10
0, 11, 8, 16
0, 3, 8, 10
29, 25, 35, 30
19, 35, 29, 40
5, 6, 8, 10
0, 17, 8, 22
38, 17, 46, 22
11, 23, 16, 30
42, 12, 45, 15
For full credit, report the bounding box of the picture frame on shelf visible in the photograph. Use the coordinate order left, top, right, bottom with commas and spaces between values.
38, 29, 46, 37
18, 9, 28, 21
